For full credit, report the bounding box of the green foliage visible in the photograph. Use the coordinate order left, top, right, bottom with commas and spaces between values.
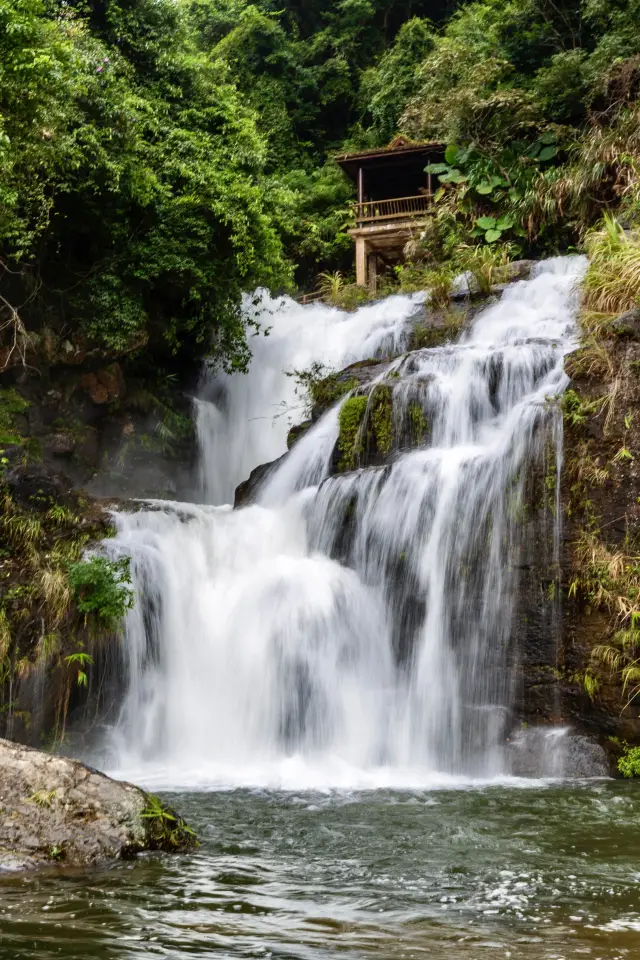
64, 651, 93, 688
288, 363, 360, 418
141, 793, 197, 850
561, 389, 606, 428
618, 744, 640, 778
0, 388, 29, 447
4, 0, 640, 363
395, 262, 454, 305
67, 556, 134, 630
0, 0, 291, 371
359, 17, 435, 143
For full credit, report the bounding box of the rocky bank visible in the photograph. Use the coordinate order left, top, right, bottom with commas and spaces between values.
0, 738, 195, 872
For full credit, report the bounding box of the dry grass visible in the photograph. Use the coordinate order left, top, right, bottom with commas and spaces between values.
583, 217, 640, 315
37, 568, 72, 626
565, 336, 615, 381
569, 532, 640, 618
521, 107, 640, 237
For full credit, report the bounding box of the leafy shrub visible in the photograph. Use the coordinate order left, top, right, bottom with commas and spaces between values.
618, 744, 640, 778
67, 556, 134, 630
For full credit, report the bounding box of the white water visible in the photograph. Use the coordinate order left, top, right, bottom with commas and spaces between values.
195, 289, 421, 504
106, 258, 587, 790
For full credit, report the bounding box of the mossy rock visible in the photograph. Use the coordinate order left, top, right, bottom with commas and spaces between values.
335, 385, 396, 472
337, 396, 368, 471
287, 419, 312, 448
369, 385, 394, 457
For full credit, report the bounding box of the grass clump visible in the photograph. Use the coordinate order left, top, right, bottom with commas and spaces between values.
315, 271, 376, 311
337, 396, 368, 471
141, 794, 197, 851
456, 243, 514, 296
583, 215, 640, 317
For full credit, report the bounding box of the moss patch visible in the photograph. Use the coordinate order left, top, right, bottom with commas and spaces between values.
0, 388, 30, 449
370, 386, 393, 456
408, 402, 429, 445
337, 396, 368, 471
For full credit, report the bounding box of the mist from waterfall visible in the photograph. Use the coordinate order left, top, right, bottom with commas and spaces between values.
105, 258, 587, 790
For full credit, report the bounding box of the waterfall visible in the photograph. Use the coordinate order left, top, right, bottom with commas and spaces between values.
105, 257, 587, 789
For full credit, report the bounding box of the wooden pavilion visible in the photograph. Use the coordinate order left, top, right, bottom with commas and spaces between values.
335, 137, 445, 289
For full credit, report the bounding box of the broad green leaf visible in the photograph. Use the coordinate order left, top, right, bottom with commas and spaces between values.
496, 214, 514, 230
444, 143, 458, 165
476, 183, 493, 195
539, 146, 558, 162
485, 228, 502, 243
440, 168, 466, 183
539, 130, 556, 144
476, 216, 496, 229
425, 162, 449, 174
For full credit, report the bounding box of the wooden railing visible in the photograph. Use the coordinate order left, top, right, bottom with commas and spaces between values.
294, 290, 325, 305
355, 194, 431, 224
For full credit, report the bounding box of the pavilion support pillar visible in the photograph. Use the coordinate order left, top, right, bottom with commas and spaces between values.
367, 252, 377, 295
355, 235, 367, 286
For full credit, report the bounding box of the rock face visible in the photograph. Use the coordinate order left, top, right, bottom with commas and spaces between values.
0, 738, 195, 872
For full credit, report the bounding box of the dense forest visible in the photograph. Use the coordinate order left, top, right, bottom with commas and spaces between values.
2, 0, 640, 373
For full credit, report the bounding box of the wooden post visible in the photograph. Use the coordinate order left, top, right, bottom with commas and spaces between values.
427, 170, 432, 198
357, 166, 364, 205
367, 252, 377, 295
355, 235, 367, 286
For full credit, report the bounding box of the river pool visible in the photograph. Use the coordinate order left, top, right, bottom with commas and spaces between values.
1, 781, 639, 959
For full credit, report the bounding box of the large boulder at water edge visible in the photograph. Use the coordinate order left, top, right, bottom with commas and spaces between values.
0, 738, 195, 872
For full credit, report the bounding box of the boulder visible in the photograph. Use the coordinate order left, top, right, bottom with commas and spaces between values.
0, 738, 195, 872
611, 307, 640, 339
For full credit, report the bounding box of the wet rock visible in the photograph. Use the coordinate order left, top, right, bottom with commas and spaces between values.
287, 420, 312, 448
45, 432, 76, 457
0, 738, 195, 872
506, 727, 611, 778
81, 364, 125, 405
4, 463, 74, 512
611, 307, 640, 339
310, 358, 389, 421
234, 455, 286, 507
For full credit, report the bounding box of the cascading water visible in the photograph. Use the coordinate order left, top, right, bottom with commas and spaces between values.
194, 290, 419, 504
105, 257, 587, 789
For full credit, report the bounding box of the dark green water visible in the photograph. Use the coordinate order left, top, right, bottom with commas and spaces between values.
1, 782, 640, 959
